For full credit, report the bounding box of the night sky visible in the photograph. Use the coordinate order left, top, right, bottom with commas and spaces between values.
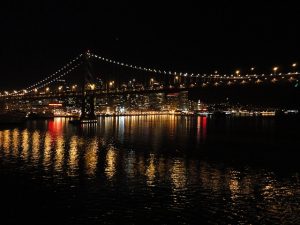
1, 1, 300, 89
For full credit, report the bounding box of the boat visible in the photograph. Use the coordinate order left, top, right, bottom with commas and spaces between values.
0, 110, 26, 124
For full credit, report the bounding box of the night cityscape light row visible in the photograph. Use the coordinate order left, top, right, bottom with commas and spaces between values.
0, 51, 299, 97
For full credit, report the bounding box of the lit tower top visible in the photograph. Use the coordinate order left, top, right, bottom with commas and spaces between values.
85, 49, 91, 59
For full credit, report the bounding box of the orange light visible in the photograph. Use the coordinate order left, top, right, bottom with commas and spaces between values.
49, 103, 63, 107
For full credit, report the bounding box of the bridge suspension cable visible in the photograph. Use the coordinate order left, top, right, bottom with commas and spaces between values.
90, 52, 299, 82
91, 53, 196, 77
3, 51, 298, 97
26, 62, 83, 93
90, 53, 260, 79
15, 54, 83, 95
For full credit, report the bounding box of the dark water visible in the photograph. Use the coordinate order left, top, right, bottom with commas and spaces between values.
0, 116, 300, 225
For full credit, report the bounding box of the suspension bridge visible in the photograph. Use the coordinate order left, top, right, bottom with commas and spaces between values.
0, 51, 299, 123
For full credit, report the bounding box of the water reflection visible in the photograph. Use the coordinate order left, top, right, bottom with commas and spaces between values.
21, 129, 29, 161
3, 130, 10, 156
43, 132, 52, 170
98, 115, 207, 151
54, 135, 65, 172
32, 131, 40, 163
12, 129, 20, 157
146, 154, 156, 186
85, 138, 98, 176
0, 116, 299, 224
228, 169, 241, 201
68, 135, 79, 176
105, 145, 117, 180
48, 118, 64, 136
171, 159, 187, 191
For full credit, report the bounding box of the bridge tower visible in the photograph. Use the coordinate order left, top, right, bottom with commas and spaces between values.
80, 50, 97, 123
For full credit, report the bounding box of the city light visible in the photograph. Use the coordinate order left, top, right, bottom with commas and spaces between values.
1, 51, 299, 98
150, 78, 154, 85
49, 103, 63, 107
255, 79, 262, 84
0, 51, 299, 104
89, 84, 95, 90
271, 78, 277, 83
109, 81, 114, 87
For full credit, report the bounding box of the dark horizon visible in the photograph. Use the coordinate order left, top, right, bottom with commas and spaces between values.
1, 1, 300, 90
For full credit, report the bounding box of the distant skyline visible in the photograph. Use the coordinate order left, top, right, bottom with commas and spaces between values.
1, 1, 300, 89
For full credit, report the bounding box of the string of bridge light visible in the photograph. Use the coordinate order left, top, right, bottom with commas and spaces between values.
18, 52, 300, 92
199, 76, 298, 87
16, 54, 83, 95
3, 52, 299, 97
91, 53, 299, 80
27, 62, 83, 93
10, 62, 83, 96
1, 69, 298, 97
91, 53, 202, 77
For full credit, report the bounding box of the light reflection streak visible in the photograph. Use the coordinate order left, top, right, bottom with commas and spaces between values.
68, 135, 79, 176
196, 116, 208, 143
146, 154, 156, 186
171, 159, 187, 191
43, 132, 52, 169
197, 116, 201, 144
85, 138, 98, 176
3, 130, 10, 156
54, 135, 65, 172
12, 129, 20, 157
21, 129, 29, 161
32, 131, 40, 163
202, 116, 207, 140
117, 116, 125, 143
105, 145, 117, 180
0, 130, 3, 149
228, 174, 240, 200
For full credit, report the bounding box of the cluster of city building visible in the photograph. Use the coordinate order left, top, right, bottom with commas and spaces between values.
3, 88, 298, 118
1, 75, 299, 118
